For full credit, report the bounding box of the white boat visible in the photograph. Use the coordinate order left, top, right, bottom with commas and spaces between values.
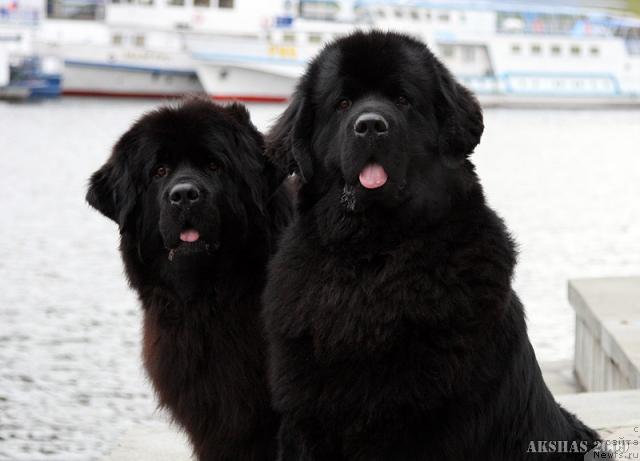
357, 0, 640, 107
35, 18, 204, 97
191, 0, 640, 106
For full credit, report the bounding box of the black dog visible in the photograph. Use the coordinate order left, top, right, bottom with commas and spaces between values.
263, 31, 599, 460
87, 99, 291, 461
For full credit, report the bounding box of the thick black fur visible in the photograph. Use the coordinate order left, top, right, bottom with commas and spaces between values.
262, 31, 600, 460
86, 98, 291, 461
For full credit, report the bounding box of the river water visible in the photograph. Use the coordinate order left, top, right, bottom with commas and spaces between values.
1, 98, 639, 460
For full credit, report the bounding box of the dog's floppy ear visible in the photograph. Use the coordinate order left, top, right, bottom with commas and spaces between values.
433, 59, 484, 167
265, 89, 314, 182
86, 133, 138, 232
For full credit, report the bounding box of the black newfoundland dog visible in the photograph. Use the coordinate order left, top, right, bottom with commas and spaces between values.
263, 31, 599, 460
86, 99, 291, 461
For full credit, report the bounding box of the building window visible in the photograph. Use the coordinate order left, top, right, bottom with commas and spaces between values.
112, 34, 122, 45
424, 10, 431, 21
282, 32, 296, 44
167, 0, 184, 5
194, 0, 209, 7
219, 0, 233, 8
438, 12, 449, 22
410, 9, 419, 20
511, 44, 521, 55
570, 45, 581, 56
459, 12, 466, 22
377, 9, 385, 18
394, 8, 403, 19
134, 35, 145, 47
531, 44, 542, 55
551, 45, 561, 56
138, 0, 153, 5
590, 46, 599, 56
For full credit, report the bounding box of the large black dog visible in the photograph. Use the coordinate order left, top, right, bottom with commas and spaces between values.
263, 31, 599, 460
87, 99, 290, 461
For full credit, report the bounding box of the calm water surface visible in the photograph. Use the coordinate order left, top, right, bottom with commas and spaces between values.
1, 98, 639, 460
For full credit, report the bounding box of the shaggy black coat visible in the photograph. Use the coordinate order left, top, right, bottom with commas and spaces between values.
262, 31, 599, 461
86, 99, 291, 461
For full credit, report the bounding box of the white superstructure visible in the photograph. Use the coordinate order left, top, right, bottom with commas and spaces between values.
193, 0, 640, 105
356, 0, 640, 105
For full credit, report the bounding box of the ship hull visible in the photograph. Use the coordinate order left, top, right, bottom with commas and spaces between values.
61, 61, 203, 98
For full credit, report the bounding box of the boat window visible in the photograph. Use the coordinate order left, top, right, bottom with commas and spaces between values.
531, 44, 542, 55
138, 0, 153, 5
551, 45, 561, 55
194, 0, 209, 7
218, 0, 233, 8
112, 34, 123, 45
511, 44, 521, 55
309, 33, 323, 44
590, 46, 599, 56
570, 45, 581, 56
410, 10, 419, 20
440, 44, 454, 58
167, 0, 184, 5
135, 35, 145, 47
462, 46, 475, 62
282, 32, 296, 44
438, 12, 449, 22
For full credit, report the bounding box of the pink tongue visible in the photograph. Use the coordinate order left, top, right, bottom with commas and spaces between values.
359, 163, 388, 189
180, 229, 200, 243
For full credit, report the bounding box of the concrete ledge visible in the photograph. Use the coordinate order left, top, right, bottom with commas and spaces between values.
569, 277, 640, 391
557, 389, 640, 430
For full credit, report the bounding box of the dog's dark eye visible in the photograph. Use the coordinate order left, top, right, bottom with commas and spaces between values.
208, 162, 222, 172
337, 98, 352, 111
396, 96, 410, 106
153, 166, 169, 179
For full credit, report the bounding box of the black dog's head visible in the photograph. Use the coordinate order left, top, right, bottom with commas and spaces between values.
267, 30, 483, 227
87, 99, 284, 277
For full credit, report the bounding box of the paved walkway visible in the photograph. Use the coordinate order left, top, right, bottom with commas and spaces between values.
105, 362, 637, 461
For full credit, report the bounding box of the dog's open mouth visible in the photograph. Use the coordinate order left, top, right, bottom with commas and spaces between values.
167, 228, 214, 261
180, 229, 200, 243
359, 163, 388, 189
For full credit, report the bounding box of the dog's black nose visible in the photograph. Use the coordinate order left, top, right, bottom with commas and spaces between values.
354, 113, 389, 137
169, 183, 200, 206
